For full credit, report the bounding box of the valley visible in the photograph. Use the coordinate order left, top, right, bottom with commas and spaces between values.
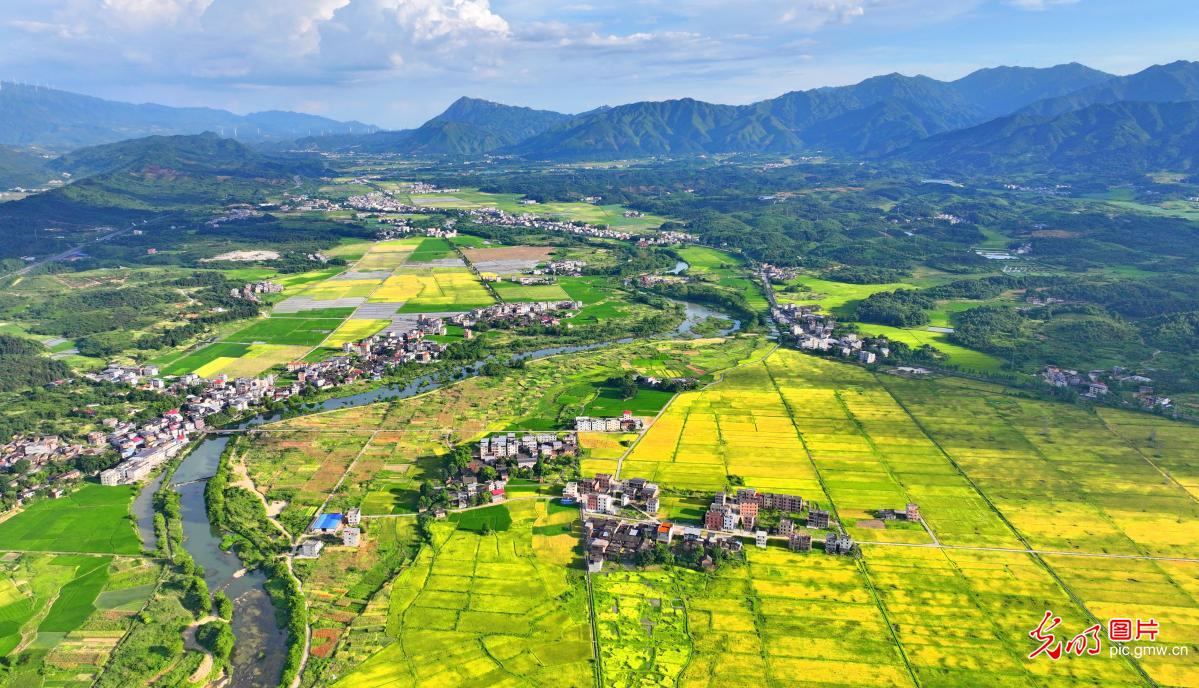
0, 49, 1198, 688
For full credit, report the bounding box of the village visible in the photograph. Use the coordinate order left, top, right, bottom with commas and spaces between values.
772, 303, 895, 364
3, 314, 463, 500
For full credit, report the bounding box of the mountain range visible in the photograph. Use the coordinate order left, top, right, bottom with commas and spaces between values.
297, 60, 1199, 172
0, 81, 373, 151
4, 60, 1199, 175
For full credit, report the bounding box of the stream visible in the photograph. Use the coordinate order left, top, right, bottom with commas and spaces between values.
134, 294, 737, 687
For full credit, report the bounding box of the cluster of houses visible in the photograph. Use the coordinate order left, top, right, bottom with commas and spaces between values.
205, 206, 262, 227
760, 263, 797, 282
463, 207, 636, 241
876, 503, 921, 522
773, 304, 892, 364
346, 191, 421, 214
703, 488, 807, 532
448, 300, 581, 329
336, 319, 450, 367
299, 508, 363, 558
638, 231, 697, 246
281, 194, 342, 212
229, 281, 283, 302
87, 364, 165, 389
1042, 366, 1173, 408
99, 436, 188, 485
443, 473, 508, 510
575, 412, 645, 433
95, 406, 205, 485
0, 435, 95, 473
543, 260, 586, 276
476, 432, 579, 470
564, 474, 660, 515
582, 517, 742, 572
1042, 366, 1111, 398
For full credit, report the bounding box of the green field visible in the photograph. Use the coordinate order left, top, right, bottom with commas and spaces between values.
157, 341, 251, 375
492, 281, 572, 302
226, 317, 344, 346
404, 237, 457, 263
0, 485, 141, 555
448, 503, 514, 532
583, 386, 675, 416
404, 187, 669, 232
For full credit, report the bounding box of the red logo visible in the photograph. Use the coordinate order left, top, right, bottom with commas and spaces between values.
1031, 612, 1164, 661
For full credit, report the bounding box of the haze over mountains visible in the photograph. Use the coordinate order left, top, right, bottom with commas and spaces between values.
0, 81, 374, 151
3, 60, 1199, 181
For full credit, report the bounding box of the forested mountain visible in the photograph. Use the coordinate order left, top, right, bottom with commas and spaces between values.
508, 64, 1114, 159
896, 100, 1199, 173
949, 63, 1115, 118
0, 133, 328, 261
298, 97, 570, 155
0, 81, 374, 150
1021, 60, 1199, 117
51, 132, 325, 179
0, 146, 53, 188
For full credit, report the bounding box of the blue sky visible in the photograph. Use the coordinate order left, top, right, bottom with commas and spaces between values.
0, 0, 1194, 128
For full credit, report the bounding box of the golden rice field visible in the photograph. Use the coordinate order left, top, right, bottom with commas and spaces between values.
265, 336, 1199, 688
300, 278, 384, 301
578, 432, 638, 477
861, 546, 1144, 687
369, 268, 494, 308
683, 547, 914, 688
353, 238, 422, 271
622, 360, 827, 495
332, 501, 594, 688
324, 319, 391, 347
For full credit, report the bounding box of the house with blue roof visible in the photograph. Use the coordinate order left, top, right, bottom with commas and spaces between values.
310, 513, 344, 534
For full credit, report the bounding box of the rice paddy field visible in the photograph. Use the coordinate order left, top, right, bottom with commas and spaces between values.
676, 246, 770, 312
394, 186, 669, 233
153, 236, 497, 377
773, 274, 1009, 372
0, 484, 141, 555
328, 501, 594, 688
268, 333, 1199, 688
255, 338, 762, 518
0, 539, 160, 686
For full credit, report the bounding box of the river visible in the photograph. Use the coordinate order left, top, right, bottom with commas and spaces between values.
135, 295, 738, 686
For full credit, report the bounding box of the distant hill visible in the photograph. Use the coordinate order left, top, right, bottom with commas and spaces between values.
0, 146, 54, 189
1022, 61, 1199, 118
895, 100, 1199, 173
949, 63, 1115, 119
300, 97, 571, 155
508, 64, 1114, 159
0, 133, 329, 260
52, 132, 325, 179
0, 82, 376, 151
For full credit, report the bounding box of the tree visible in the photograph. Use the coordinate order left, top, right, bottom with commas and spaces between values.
213, 590, 233, 620
196, 620, 235, 661
183, 575, 210, 617
617, 372, 638, 400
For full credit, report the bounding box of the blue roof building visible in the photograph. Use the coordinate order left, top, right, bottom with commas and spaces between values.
310, 513, 344, 533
